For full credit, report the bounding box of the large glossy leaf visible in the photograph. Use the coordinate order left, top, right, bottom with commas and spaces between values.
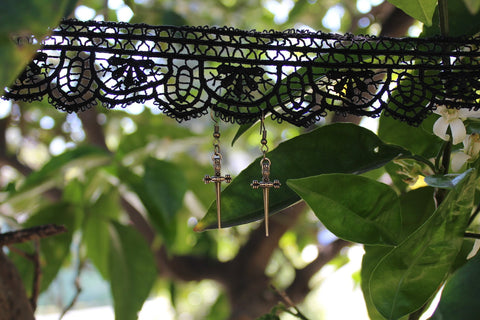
387, 0, 437, 25
108, 222, 157, 320
378, 114, 441, 159
287, 174, 402, 245
0, 0, 77, 91
362, 246, 403, 320
195, 123, 409, 231
430, 251, 480, 319
361, 187, 435, 319
369, 169, 476, 319
120, 158, 187, 246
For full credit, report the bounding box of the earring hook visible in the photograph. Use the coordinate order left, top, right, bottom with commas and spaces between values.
210, 109, 218, 123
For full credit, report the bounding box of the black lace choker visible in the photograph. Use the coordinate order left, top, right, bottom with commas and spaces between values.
4, 19, 480, 127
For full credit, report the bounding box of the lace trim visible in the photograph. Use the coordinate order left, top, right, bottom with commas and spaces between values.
4, 19, 480, 126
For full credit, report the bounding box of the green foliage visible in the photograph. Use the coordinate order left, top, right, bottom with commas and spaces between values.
288, 174, 402, 245
387, 0, 437, 25
464, 0, 480, 14
108, 222, 157, 320
422, 0, 480, 36
431, 252, 480, 319
378, 114, 440, 159
0, 0, 77, 92
369, 170, 476, 319
120, 158, 187, 247
424, 169, 475, 189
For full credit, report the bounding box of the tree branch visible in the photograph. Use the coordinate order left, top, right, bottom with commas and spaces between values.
77, 109, 109, 150
0, 224, 67, 246
232, 202, 306, 277
286, 239, 351, 304
0, 250, 35, 320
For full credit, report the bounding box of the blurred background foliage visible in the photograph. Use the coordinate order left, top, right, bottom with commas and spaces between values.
1, 0, 477, 319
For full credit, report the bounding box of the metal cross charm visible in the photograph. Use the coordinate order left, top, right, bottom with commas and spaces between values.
251, 157, 280, 237
203, 124, 231, 229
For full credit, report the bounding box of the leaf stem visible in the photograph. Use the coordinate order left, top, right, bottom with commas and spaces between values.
468, 201, 480, 226
438, 0, 449, 37
464, 232, 480, 239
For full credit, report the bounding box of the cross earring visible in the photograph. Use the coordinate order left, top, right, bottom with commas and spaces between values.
251, 114, 280, 237
203, 112, 231, 229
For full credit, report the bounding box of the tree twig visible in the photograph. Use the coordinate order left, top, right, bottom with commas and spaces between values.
465, 232, 480, 239
438, 0, 449, 37
59, 257, 85, 319
270, 285, 309, 320
0, 224, 67, 246
30, 239, 41, 311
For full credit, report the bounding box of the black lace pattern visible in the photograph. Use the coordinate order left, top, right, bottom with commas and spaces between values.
4, 19, 480, 126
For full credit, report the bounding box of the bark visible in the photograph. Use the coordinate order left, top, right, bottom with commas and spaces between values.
0, 250, 34, 320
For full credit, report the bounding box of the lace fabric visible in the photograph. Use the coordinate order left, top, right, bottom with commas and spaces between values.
4, 19, 480, 127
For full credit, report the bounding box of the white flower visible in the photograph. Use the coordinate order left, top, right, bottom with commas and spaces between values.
433, 105, 480, 145
451, 133, 480, 172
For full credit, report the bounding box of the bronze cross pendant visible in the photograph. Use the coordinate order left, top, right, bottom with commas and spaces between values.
251, 158, 280, 236
204, 154, 231, 229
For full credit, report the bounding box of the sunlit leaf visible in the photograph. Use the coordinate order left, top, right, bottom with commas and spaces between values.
0, 0, 78, 91
370, 169, 476, 319
464, 0, 480, 14
288, 174, 402, 245
195, 123, 409, 231
18, 145, 110, 193
108, 222, 157, 320
387, 0, 437, 25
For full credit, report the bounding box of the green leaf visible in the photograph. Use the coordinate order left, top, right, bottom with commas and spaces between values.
378, 114, 441, 159
17, 145, 110, 193
464, 0, 480, 14
361, 188, 435, 319
369, 169, 476, 319
120, 158, 187, 247
387, 0, 437, 25
231, 121, 258, 146
108, 222, 157, 320
287, 174, 402, 245
430, 250, 480, 319
0, 0, 78, 91
195, 123, 409, 231
3, 146, 111, 213
83, 192, 122, 279
422, 0, 480, 36
424, 170, 475, 189
362, 246, 399, 320
398, 187, 436, 239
